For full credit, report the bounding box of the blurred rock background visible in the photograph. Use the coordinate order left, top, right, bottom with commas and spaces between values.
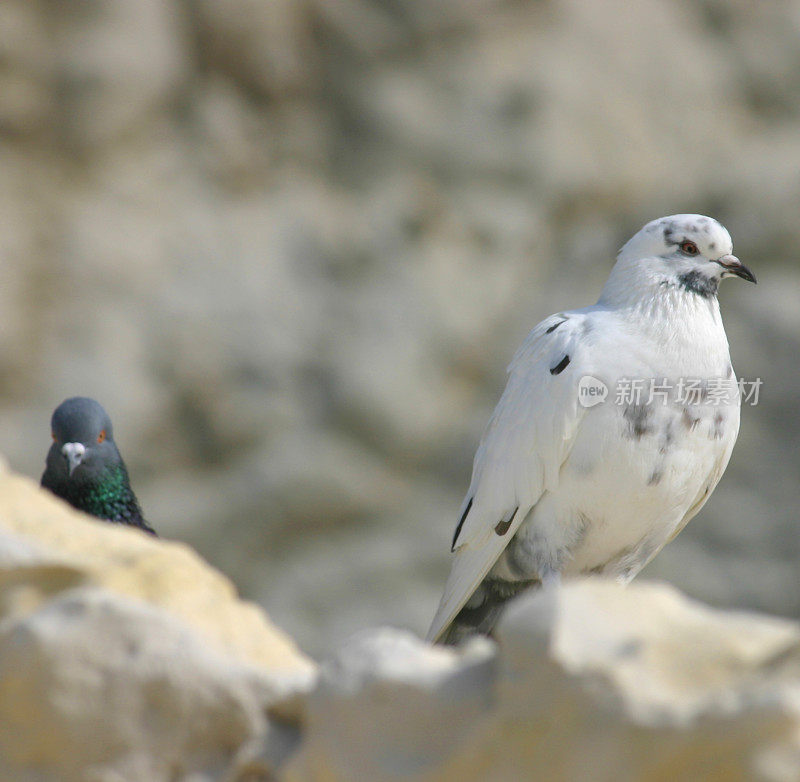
0, 0, 798, 658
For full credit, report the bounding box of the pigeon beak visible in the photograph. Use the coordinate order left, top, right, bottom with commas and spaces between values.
61, 442, 86, 476
714, 254, 757, 284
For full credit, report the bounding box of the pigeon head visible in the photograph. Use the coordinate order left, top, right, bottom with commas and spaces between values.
603, 214, 756, 305
47, 397, 121, 484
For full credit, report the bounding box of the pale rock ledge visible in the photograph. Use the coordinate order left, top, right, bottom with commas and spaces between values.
0, 456, 314, 781
1, 456, 799, 782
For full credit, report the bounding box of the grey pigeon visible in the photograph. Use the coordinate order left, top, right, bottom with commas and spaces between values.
42, 397, 156, 535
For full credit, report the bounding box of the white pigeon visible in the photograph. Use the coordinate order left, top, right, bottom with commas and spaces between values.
427, 214, 756, 645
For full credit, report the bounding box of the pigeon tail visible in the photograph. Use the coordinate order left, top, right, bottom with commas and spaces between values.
439, 576, 539, 645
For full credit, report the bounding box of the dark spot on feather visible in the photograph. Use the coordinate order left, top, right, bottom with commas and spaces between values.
451, 497, 472, 550
647, 468, 663, 486
682, 408, 700, 431
659, 420, 675, 455
494, 507, 518, 536
546, 319, 566, 334
712, 412, 726, 440
494, 519, 511, 536
623, 404, 653, 439
678, 270, 718, 298
550, 355, 570, 375
708, 241, 716, 251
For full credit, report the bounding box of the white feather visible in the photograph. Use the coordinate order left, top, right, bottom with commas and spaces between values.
427, 214, 748, 644
427, 315, 588, 642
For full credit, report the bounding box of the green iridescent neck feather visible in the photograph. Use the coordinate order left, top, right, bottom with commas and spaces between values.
80, 464, 136, 518
61, 464, 155, 535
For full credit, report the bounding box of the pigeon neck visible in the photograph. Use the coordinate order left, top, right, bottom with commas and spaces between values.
71, 463, 145, 525
600, 256, 718, 306
597, 258, 724, 339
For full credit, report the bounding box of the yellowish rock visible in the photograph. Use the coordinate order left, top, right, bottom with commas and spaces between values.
0, 456, 313, 676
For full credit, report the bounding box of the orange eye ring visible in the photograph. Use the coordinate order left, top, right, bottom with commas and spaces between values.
51, 432, 56, 442
97, 430, 106, 444
680, 240, 699, 256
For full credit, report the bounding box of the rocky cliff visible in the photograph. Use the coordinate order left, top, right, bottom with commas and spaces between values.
1, 460, 798, 782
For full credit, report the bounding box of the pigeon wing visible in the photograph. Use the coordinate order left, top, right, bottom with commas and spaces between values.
427, 312, 591, 643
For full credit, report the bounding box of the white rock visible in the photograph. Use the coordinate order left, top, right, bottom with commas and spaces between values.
285, 581, 800, 782
0, 587, 290, 781
284, 628, 496, 781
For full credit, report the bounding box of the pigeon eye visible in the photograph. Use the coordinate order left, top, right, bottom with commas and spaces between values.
97, 430, 106, 444
680, 240, 699, 256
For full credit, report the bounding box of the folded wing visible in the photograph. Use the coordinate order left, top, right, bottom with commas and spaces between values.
427, 312, 591, 642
